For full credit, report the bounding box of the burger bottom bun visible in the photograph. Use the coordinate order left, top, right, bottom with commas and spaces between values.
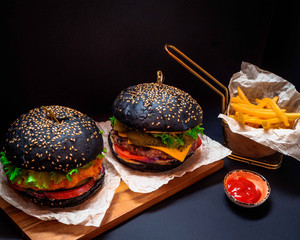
108, 132, 192, 172
16, 172, 105, 208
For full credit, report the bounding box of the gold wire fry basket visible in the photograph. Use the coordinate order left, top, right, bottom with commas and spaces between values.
165, 44, 282, 169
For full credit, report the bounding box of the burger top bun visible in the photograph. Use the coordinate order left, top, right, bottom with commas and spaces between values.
112, 82, 203, 132
4, 105, 103, 172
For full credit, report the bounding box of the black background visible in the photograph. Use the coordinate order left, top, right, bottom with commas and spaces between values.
2, 0, 300, 239
3, 0, 299, 146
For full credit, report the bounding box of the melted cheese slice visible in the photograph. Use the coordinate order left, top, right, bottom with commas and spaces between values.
149, 145, 192, 162
118, 132, 128, 137
118, 131, 192, 162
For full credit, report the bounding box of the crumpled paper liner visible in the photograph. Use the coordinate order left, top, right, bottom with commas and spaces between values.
97, 121, 231, 193
218, 62, 300, 161
0, 159, 121, 227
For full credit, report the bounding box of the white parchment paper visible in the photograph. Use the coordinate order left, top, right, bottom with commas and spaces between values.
97, 121, 231, 193
0, 158, 120, 226
218, 62, 300, 160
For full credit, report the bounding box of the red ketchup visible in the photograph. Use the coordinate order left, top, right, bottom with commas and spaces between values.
226, 177, 261, 204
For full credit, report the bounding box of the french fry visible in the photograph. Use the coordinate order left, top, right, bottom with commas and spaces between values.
261, 120, 270, 129
255, 97, 278, 109
233, 102, 283, 111
237, 87, 251, 104
231, 95, 253, 105
261, 118, 283, 130
272, 96, 279, 103
236, 111, 245, 124
231, 103, 279, 118
229, 89, 300, 129
269, 122, 292, 129
245, 118, 264, 126
255, 99, 270, 109
285, 113, 300, 120
244, 117, 279, 124
264, 98, 290, 127
230, 96, 244, 103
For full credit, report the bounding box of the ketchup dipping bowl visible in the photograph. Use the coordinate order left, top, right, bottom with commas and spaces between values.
223, 169, 271, 208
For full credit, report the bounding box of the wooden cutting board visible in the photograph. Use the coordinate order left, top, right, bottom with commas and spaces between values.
0, 160, 223, 240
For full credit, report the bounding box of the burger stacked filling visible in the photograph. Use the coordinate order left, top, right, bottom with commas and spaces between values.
1, 151, 104, 200
110, 116, 203, 165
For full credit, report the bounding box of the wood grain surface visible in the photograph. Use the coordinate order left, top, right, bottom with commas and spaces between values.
0, 160, 223, 240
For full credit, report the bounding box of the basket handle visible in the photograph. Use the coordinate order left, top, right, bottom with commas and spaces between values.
165, 44, 229, 112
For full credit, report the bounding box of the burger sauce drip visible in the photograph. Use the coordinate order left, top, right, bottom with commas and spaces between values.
226, 177, 261, 204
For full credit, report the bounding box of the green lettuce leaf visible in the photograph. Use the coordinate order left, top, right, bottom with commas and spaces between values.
66, 169, 78, 182
153, 133, 184, 148
25, 172, 50, 189
0, 152, 22, 182
50, 171, 68, 185
152, 124, 204, 148
184, 124, 204, 139
96, 153, 105, 159
0, 152, 9, 165
109, 116, 116, 127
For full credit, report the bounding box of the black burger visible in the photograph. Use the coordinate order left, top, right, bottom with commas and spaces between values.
108, 81, 204, 172
0, 105, 105, 208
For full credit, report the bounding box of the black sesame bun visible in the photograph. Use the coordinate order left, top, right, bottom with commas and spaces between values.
1, 105, 105, 208
112, 82, 203, 132
109, 81, 204, 172
4, 105, 103, 171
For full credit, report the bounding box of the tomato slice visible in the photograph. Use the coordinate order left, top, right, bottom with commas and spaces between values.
10, 177, 95, 200
196, 135, 202, 149
113, 144, 148, 161
43, 178, 95, 199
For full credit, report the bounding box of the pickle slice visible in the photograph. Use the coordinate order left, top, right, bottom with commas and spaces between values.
113, 120, 129, 132
127, 131, 195, 149
127, 131, 166, 147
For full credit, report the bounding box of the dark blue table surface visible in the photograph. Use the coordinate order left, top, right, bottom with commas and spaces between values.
1, 104, 300, 240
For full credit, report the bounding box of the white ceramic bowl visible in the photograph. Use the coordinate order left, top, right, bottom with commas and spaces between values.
223, 169, 271, 208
